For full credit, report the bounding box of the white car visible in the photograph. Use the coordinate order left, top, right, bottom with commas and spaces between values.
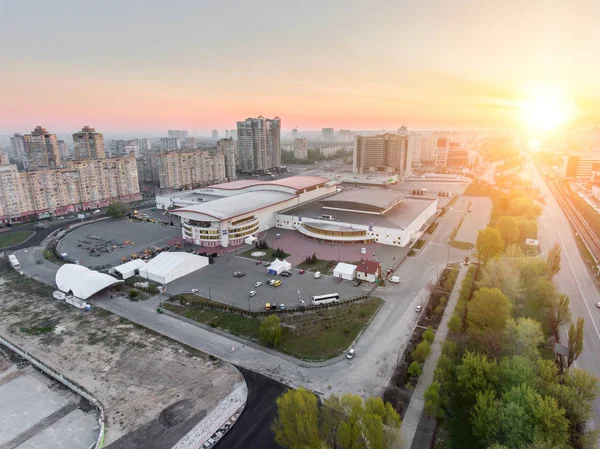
314, 271, 322, 279
596, 302, 600, 309
415, 305, 422, 312
249, 291, 256, 297
347, 348, 355, 359
255, 281, 262, 287
191, 288, 198, 294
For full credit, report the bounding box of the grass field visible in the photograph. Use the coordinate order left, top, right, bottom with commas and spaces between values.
0, 230, 34, 248
295, 259, 333, 273
164, 297, 383, 361
238, 247, 290, 262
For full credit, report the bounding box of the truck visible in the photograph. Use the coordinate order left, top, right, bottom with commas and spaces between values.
8, 254, 20, 270
52, 291, 66, 301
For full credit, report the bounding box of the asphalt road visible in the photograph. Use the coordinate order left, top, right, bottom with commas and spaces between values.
530, 158, 600, 430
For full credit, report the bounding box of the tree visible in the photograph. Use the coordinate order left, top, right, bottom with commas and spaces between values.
407, 361, 422, 378
467, 288, 512, 334
498, 356, 536, 392
272, 388, 322, 449
476, 227, 505, 265
259, 315, 282, 347
424, 381, 444, 418
412, 340, 431, 363
480, 257, 523, 303
497, 216, 521, 245
547, 243, 561, 278
448, 312, 462, 334
567, 317, 584, 368
548, 294, 571, 343
422, 327, 435, 344
517, 219, 538, 240
454, 351, 499, 409
129, 289, 139, 298
107, 201, 126, 219
472, 389, 501, 447
503, 318, 544, 360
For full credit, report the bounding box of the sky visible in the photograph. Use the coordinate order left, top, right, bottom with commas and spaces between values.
1, 0, 600, 135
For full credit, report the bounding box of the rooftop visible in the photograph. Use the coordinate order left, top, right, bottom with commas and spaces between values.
320, 189, 404, 213
173, 190, 296, 221
356, 259, 380, 274
208, 175, 331, 193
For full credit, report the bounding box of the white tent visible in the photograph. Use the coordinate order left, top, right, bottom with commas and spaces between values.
56, 264, 122, 299
267, 258, 292, 275
333, 262, 357, 281
138, 252, 208, 284
244, 235, 258, 245
108, 259, 146, 279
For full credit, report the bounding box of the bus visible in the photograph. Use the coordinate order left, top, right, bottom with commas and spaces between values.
8, 254, 21, 270
311, 293, 340, 306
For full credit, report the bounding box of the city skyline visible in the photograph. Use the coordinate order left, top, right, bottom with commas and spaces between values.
2, 1, 600, 135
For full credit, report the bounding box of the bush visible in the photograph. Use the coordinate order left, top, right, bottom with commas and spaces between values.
129, 289, 139, 298
422, 327, 435, 344
412, 340, 432, 363
408, 361, 422, 378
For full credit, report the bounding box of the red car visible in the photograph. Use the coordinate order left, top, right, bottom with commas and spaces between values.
255, 260, 262, 265
299, 269, 305, 274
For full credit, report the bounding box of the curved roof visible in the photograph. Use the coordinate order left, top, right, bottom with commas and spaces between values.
320, 189, 403, 214
208, 175, 330, 193
56, 264, 121, 299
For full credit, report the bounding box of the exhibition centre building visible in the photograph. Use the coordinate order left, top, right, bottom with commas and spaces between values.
157, 176, 437, 248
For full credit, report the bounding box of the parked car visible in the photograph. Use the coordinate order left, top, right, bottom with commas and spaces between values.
255, 281, 262, 287
314, 271, 322, 279
415, 305, 422, 312
347, 349, 355, 359
272, 280, 282, 287
249, 291, 256, 297
280, 304, 285, 310
596, 302, 600, 309
389, 276, 400, 283
299, 269, 305, 274
237, 272, 246, 277
255, 260, 262, 265
191, 288, 198, 293
263, 262, 270, 266
353, 279, 362, 287
208, 257, 215, 264
233, 271, 241, 277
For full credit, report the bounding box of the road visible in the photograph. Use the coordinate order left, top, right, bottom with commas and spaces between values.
530, 158, 600, 430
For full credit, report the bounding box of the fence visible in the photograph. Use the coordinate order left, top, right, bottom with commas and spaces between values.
0, 335, 106, 449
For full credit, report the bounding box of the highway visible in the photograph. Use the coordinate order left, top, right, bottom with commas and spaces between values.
530, 158, 600, 430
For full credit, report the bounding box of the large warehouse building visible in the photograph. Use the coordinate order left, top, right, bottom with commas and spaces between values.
159, 176, 436, 248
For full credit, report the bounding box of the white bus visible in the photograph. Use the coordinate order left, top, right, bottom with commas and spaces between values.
8, 254, 20, 270
311, 293, 340, 306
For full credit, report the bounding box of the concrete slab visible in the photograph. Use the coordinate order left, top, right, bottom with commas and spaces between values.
454, 196, 493, 244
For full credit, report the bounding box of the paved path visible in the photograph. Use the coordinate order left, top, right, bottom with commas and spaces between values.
399, 264, 469, 445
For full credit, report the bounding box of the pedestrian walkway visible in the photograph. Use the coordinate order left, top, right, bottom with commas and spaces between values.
399, 264, 469, 446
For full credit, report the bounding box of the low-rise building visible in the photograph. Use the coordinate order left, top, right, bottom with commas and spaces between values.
356, 259, 381, 283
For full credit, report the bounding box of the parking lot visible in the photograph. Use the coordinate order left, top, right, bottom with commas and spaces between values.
57, 219, 181, 269
167, 252, 364, 311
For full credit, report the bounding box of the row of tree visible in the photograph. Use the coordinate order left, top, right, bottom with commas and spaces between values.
427, 242, 599, 448
273, 388, 404, 449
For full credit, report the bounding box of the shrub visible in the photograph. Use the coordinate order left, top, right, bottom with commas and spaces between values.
129, 289, 139, 298
408, 361, 422, 378
422, 327, 435, 344
412, 340, 432, 363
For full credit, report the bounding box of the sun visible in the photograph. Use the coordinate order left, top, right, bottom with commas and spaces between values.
521, 86, 578, 132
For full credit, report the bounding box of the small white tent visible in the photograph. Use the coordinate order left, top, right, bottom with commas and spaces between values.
108, 259, 146, 279
139, 252, 208, 284
333, 262, 357, 281
267, 258, 292, 275
244, 235, 258, 245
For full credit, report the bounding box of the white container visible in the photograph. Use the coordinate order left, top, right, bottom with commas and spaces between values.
52, 291, 66, 300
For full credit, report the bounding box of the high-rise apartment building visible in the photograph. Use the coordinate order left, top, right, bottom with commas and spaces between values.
353, 133, 411, 178
9, 133, 27, 167
73, 126, 105, 160
160, 137, 181, 151
184, 137, 197, 150
230, 130, 237, 140
57, 140, 70, 160
292, 128, 298, 140
23, 126, 61, 170
156, 150, 226, 190
236, 116, 281, 171
435, 134, 450, 167
322, 128, 335, 141
168, 130, 188, 140
0, 155, 140, 224
339, 129, 351, 142
217, 138, 237, 181
212, 129, 218, 140
293, 138, 308, 159
133, 138, 152, 156
225, 130, 230, 139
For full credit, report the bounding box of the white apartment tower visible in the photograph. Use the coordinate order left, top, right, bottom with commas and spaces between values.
73, 126, 105, 160
217, 138, 237, 181
236, 116, 281, 171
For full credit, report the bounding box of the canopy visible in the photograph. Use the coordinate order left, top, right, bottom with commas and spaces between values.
267, 258, 292, 275
56, 264, 122, 300
244, 235, 258, 245
138, 252, 208, 284
108, 259, 146, 279
333, 262, 357, 281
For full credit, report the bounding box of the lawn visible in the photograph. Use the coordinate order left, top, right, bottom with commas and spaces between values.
43, 248, 66, 265
0, 230, 34, 248
295, 259, 333, 273
164, 297, 384, 361
238, 247, 290, 261
448, 240, 473, 250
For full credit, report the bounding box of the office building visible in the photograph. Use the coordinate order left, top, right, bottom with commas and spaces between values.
155, 150, 227, 190
160, 137, 181, 151
293, 138, 308, 159
353, 133, 411, 178
322, 128, 335, 141
236, 116, 281, 171
73, 126, 105, 160
435, 135, 450, 166
217, 138, 237, 181
0, 155, 140, 224
10, 133, 27, 167
23, 126, 61, 170
563, 155, 600, 178
168, 130, 188, 140
212, 129, 218, 140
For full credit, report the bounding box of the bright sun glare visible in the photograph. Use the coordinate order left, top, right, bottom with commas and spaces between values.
521, 86, 578, 132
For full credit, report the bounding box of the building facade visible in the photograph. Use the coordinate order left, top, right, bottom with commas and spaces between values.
23, 126, 61, 170
353, 133, 411, 178
322, 128, 335, 141
563, 155, 600, 178
73, 126, 105, 160
212, 130, 218, 140
0, 155, 140, 224
156, 150, 227, 190
236, 116, 281, 171
293, 138, 308, 159
217, 138, 237, 181
160, 137, 181, 151
10, 133, 27, 168
168, 130, 188, 140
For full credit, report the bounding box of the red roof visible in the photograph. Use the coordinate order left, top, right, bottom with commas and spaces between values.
357, 259, 380, 275
208, 176, 330, 192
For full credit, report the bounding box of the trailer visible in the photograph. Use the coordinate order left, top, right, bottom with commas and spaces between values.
52, 291, 66, 301
8, 254, 21, 270
65, 295, 87, 310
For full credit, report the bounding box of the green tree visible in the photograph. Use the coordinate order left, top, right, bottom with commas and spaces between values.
498, 356, 536, 392
497, 216, 521, 245
424, 381, 444, 418
547, 243, 561, 278
422, 327, 435, 344
508, 196, 542, 220
547, 368, 600, 429
476, 227, 505, 265
472, 389, 501, 447
548, 294, 571, 344
454, 351, 499, 409
259, 315, 282, 347
407, 361, 422, 378
412, 340, 431, 363
567, 317, 584, 368
517, 219, 538, 240
272, 388, 322, 449
480, 257, 523, 303
467, 288, 512, 334
107, 201, 126, 219
503, 318, 544, 360
448, 312, 462, 334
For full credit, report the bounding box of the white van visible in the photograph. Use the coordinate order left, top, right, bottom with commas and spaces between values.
389, 276, 400, 284
314, 271, 322, 279
93, 209, 101, 214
